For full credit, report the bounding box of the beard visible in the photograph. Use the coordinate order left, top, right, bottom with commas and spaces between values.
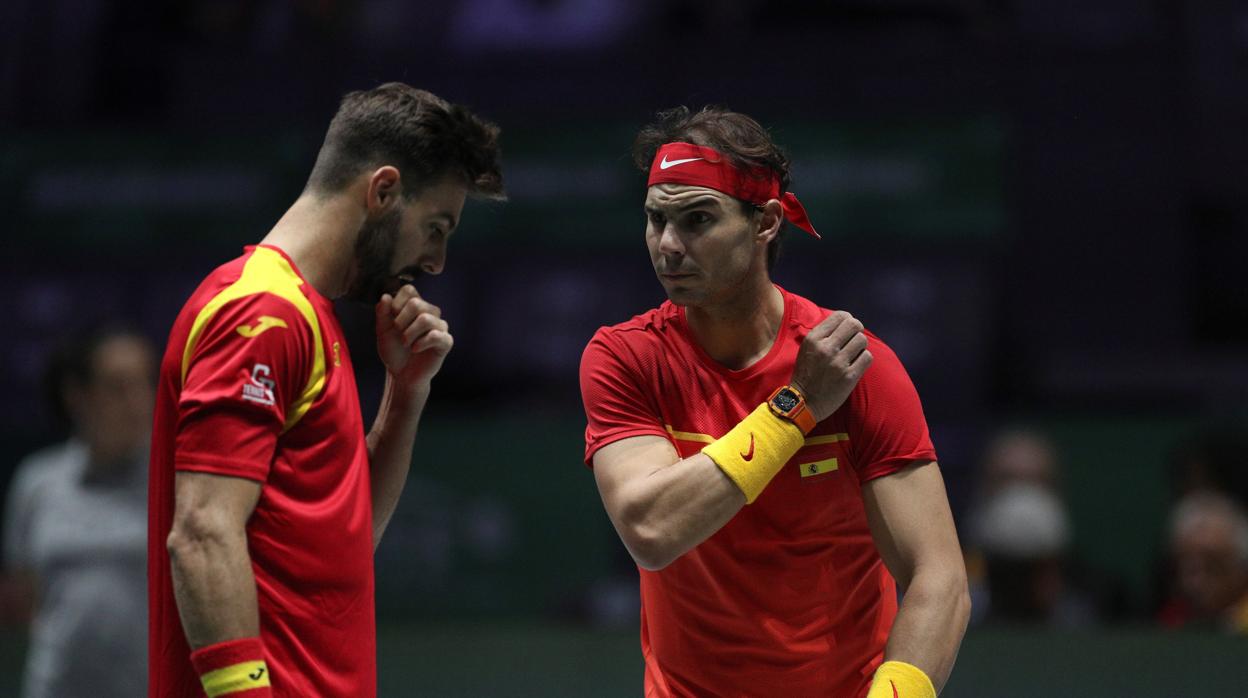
344, 208, 403, 303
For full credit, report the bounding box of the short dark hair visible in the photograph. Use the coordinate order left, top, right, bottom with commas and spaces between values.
306, 82, 505, 200
632, 106, 791, 270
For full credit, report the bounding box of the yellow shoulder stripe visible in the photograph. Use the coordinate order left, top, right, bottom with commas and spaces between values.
666, 424, 849, 448
181, 247, 326, 433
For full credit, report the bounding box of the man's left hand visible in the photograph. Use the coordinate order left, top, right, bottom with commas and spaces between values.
375, 285, 453, 391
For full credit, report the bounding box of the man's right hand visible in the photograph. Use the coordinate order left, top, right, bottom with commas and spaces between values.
789, 310, 873, 422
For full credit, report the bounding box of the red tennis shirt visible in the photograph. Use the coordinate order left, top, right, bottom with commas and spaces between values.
148, 245, 375, 697
580, 286, 937, 698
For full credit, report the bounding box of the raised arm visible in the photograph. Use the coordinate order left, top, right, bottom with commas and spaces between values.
863, 462, 971, 696
588, 311, 872, 570
367, 284, 453, 547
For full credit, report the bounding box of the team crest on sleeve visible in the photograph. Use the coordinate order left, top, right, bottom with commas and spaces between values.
242, 363, 277, 406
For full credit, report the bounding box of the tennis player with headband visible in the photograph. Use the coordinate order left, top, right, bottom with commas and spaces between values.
579, 107, 969, 697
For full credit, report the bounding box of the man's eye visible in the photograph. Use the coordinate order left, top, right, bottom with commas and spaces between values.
688, 212, 711, 226
648, 213, 665, 227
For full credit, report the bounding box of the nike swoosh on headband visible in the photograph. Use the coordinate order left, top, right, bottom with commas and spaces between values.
659, 155, 705, 169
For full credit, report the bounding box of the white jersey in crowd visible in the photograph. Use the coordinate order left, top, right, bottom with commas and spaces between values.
3, 440, 147, 698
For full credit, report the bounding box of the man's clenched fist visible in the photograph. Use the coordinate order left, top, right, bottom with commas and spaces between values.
789, 310, 873, 422
375, 284, 453, 389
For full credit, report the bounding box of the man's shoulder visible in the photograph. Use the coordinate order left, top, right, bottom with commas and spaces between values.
181, 249, 252, 306
174, 247, 323, 350
782, 288, 902, 357
589, 301, 680, 348
782, 287, 833, 332
182, 246, 317, 320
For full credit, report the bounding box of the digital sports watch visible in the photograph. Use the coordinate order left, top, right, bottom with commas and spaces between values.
766, 384, 817, 435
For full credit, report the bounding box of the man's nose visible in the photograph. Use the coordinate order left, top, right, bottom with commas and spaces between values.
657, 224, 684, 256
421, 246, 446, 275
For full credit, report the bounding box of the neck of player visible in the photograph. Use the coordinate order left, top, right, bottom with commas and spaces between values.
685, 278, 784, 371
261, 190, 367, 299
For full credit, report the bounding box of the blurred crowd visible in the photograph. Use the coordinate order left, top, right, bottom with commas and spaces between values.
964, 427, 1248, 634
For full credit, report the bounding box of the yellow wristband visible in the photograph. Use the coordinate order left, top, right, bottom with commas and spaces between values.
190, 637, 271, 697
866, 660, 936, 698
201, 660, 271, 696
702, 403, 804, 504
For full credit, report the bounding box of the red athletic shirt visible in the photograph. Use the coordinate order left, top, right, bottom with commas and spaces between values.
580, 286, 937, 698
148, 245, 375, 697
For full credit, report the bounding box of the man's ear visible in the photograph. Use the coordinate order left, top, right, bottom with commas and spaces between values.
756, 199, 784, 244
365, 166, 402, 215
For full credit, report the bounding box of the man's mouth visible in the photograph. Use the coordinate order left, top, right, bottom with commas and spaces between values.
382, 270, 421, 296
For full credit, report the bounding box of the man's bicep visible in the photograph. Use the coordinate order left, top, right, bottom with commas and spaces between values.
579, 333, 668, 464
862, 461, 962, 590
173, 471, 264, 531
591, 435, 680, 519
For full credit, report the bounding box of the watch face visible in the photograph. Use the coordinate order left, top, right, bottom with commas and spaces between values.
772, 389, 800, 413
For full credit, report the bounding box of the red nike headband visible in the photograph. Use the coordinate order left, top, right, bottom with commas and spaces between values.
646, 141, 820, 239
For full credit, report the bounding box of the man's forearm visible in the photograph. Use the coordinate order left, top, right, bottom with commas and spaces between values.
882, 570, 971, 693
168, 530, 260, 649
610, 452, 746, 570
366, 375, 429, 547
599, 403, 809, 570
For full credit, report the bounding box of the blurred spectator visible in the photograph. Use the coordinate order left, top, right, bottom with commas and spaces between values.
970, 482, 1099, 626
1, 328, 154, 698
965, 429, 1061, 622
976, 427, 1059, 497
965, 428, 1127, 626
1157, 492, 1248, 634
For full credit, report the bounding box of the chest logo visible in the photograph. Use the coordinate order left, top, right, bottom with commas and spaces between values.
236, 315, 288, 338
740, 433, 755, 461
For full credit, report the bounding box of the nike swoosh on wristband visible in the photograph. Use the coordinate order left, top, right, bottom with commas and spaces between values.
740, 433, 755, 461
659, 155, 704, 169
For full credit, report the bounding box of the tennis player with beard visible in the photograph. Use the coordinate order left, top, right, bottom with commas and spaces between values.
579, 107, 969, 697
147, 83, 504, 697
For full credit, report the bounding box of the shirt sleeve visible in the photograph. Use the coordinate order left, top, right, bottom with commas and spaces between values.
844, 332, 937, 482
579, 330, 669, 466
175, 292, 316, 483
